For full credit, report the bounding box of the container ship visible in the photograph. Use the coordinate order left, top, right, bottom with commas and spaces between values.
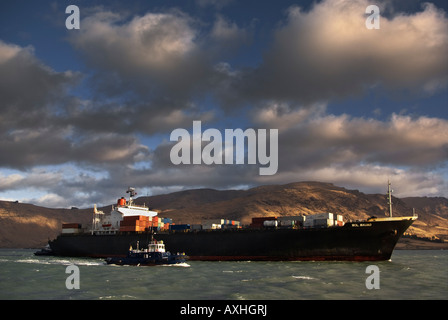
46, 184, 417, 261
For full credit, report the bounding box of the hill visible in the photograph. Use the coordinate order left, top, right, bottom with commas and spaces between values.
0, 181, 447, 248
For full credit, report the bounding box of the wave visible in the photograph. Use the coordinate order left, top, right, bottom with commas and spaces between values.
292, 275, 316, 280
159, 262, 190, 267
15, 258, 105, 266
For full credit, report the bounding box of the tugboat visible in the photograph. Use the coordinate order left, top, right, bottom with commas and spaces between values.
105, 239, 188, 266
34, 244, 54, 256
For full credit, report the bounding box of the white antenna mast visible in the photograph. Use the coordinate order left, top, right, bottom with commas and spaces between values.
387, 180, 393, 217
126, 187, 137, 205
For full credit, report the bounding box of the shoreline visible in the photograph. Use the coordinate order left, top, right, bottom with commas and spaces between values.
395, 237, 448, 250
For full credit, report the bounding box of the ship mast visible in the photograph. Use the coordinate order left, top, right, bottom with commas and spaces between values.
387, 180, 393, 217
126, 187, 137, 206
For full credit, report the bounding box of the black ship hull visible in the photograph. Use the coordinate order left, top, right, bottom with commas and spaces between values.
48, 217, 416, 261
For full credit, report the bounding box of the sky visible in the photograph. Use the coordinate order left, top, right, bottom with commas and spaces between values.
0, 0, 447, 208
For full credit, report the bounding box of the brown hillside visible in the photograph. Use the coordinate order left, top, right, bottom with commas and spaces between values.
135, 181, 448, 240
1, 181, 447, 248
0, 201, 92, 248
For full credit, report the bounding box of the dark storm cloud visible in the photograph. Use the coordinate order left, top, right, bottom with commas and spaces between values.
0, 41, 81, 131
0, 41, 149, 169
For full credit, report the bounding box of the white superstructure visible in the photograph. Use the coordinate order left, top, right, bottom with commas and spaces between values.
92, 187, 158, 234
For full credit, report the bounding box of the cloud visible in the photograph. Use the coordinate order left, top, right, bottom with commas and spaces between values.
0, 126, 150, 169
1, 2, 447, 207
0, 40, 151, 169
0, 41, 80, 132
252, 162, 448, 198
65, 8, 247, 132
209, 15, 251, 55
235, 0, 448, 104
69, 9, 211, 99
252, 102, 448, 170
196, 0, 235, 9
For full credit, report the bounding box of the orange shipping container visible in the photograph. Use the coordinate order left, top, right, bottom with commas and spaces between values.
140, 220, 149, 227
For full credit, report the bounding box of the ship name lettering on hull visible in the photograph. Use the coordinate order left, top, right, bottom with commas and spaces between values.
352, 223, 372, 227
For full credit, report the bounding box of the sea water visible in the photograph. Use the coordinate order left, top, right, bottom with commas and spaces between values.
0, 249, 446, 300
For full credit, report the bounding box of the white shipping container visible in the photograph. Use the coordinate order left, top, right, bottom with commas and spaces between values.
313, 219, 334, 227
203, 219, 225, 225
202, 223, 222, 230
303, 218, 334, 228
62, 228, 81, 234
309, 213, 334, 220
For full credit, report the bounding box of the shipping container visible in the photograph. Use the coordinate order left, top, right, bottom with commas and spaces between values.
250, 217, 277, 228
160, 223, 170, 231
123, 215, 149, 221
161, 218, 173, 224
221, 224, 241, 230
309, 213, 334, 220
313, 218, 334, 227
62, 223, 81, 229
169, 224, 190, 231
119, 226, 146, 232
120, 220, 134, 227
203, 219, 225, 225
202, 219, 240, 228
303, 219, 314, 227
277, 216, 304, 222
252, 216, 277, 222
203, 223, 222, 230
152, 217, 162, 224
62, 228, 81, 234
279, 219, 294, 227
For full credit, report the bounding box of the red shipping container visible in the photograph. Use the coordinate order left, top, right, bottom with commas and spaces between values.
62, 223, 81, 229
120, 220, 137, 227
123, 215, 148, 221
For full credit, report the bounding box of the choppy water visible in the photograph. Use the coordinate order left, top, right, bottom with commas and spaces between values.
0, 249, 446, 300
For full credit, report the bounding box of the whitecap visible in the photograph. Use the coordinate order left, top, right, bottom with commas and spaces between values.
160, 262, 190, 267
292, 275, 316, 280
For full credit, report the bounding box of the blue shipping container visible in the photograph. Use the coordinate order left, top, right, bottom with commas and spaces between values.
169, 224, 190, 231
